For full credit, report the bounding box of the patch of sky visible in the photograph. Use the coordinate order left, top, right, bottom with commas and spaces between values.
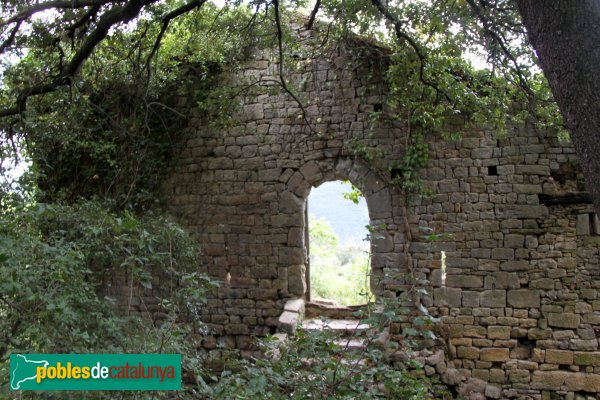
308, 180, 370, 248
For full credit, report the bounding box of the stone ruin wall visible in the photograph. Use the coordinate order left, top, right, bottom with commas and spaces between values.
162, 26, 600, 399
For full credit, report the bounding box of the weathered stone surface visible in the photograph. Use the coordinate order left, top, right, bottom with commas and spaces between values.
574, 352, 600, 366
480, 290, 507, 307
548, 312, 580, 329
434, 287, 462, 307
279, 191, 303, 214
531, 371, 568, 390
507, 289, 540, 308
488, 326, 511, 340
283, 298, 305, 314
577, 213, 591, 236
446, 274, 483, 288
277, 311, 299, 334
564, 372, 600, 392
480, 348, 510, 362
458, 346, 480, 359
545, 350, 573, 365
287, 264, 306, 296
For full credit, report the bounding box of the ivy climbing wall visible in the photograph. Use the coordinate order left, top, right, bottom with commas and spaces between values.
163, 24, 600, 399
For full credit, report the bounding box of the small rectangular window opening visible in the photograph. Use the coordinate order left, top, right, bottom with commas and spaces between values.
488, 165, 498, 176
373, 103, 383, 112
441, 250, 446, 286
391, 168, 403, 180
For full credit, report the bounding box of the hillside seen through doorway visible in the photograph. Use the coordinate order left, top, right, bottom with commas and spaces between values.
307, 181, 372, 306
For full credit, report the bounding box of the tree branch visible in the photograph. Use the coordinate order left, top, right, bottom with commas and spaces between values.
0, 20, 22, 55
144, 0, 207, 77
465, 0, 533, 97
306, 0, 321, 30
0, 0, 157, 118
0, 0, 113, 28
370, 0, 451, 102
66, 4, 102, 41
272, 0, 314, 131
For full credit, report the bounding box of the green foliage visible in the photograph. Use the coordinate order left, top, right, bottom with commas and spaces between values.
206, 329, 435, 399
0, 190, 214, 398
342, 180, 364, 204
309, 215, 372, 305
1, 4, 260, 208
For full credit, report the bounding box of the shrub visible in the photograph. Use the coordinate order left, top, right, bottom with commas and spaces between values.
0, 194, 214, 398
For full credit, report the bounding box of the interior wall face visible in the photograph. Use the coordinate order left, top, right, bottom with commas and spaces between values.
163, 28, 600, 397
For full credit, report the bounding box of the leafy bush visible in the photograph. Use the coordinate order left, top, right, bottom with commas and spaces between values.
206, 328, 435, 400
0, 193, 214, 398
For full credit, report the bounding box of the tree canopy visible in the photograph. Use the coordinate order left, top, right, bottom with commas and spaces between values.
0, 0, 594, 210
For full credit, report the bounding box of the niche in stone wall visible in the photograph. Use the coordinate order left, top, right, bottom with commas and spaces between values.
306, 180, 371, 306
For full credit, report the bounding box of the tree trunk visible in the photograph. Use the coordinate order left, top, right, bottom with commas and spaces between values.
516, 0, 600, 217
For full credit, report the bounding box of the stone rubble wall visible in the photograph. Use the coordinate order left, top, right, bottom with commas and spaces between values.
162, 25, 600, 399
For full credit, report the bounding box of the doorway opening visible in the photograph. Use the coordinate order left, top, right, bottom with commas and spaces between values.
306, 180, 372, 306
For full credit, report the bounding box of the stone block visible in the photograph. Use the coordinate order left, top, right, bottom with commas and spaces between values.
480, 290, 507, 307
445, 274, 483, 288
504, 234, 525, 248
457, 346, 480, 359
507, 289, 540, 308
299, 160, 322, 183
277, 311, 299, 334
528, 328, 552, 340
486, 272, 520, 289
577, 213, 591, 235
570, 339, 598, 351
287, 264, 306, 296
283, 298, 305, 314
548, 312, 580, 329
488, 326, 511, 340
531, 371, 568, 390
279, 191, 303, 214
491, 248, 514, 260
434, 287, 462, 307
530, 278, 554, 290
480, 348, 510, 362
545, 350, 574, 365
484, 385, 502, 399
508, 369, 530, 383
574, 352, 600, 366
464, 325, 487, 338
565, 372, 600, 392
500, 260, 531, 271
496, 204, 549, 219
462, 291, 480, 307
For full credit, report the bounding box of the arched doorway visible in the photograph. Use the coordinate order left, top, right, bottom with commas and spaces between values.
306, 180, 372, 306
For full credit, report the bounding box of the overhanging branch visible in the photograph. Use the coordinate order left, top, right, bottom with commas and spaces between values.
272, 0, 314, 131
0, 0, 113, 28
0, 0, 158, 118
370, 0, 451, 102
144, 0, 207, 76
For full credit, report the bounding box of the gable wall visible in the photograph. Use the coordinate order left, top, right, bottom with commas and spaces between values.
163, 26, 600, 397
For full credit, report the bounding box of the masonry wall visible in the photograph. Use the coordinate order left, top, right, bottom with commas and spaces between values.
163, 24, 600, 399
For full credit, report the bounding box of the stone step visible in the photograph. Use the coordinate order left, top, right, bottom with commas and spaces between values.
335, 338, 367, 351
300, 318, 370, 335
304, 300, 369, 319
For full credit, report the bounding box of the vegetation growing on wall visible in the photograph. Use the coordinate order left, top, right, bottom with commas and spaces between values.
0, 0, 585, 397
